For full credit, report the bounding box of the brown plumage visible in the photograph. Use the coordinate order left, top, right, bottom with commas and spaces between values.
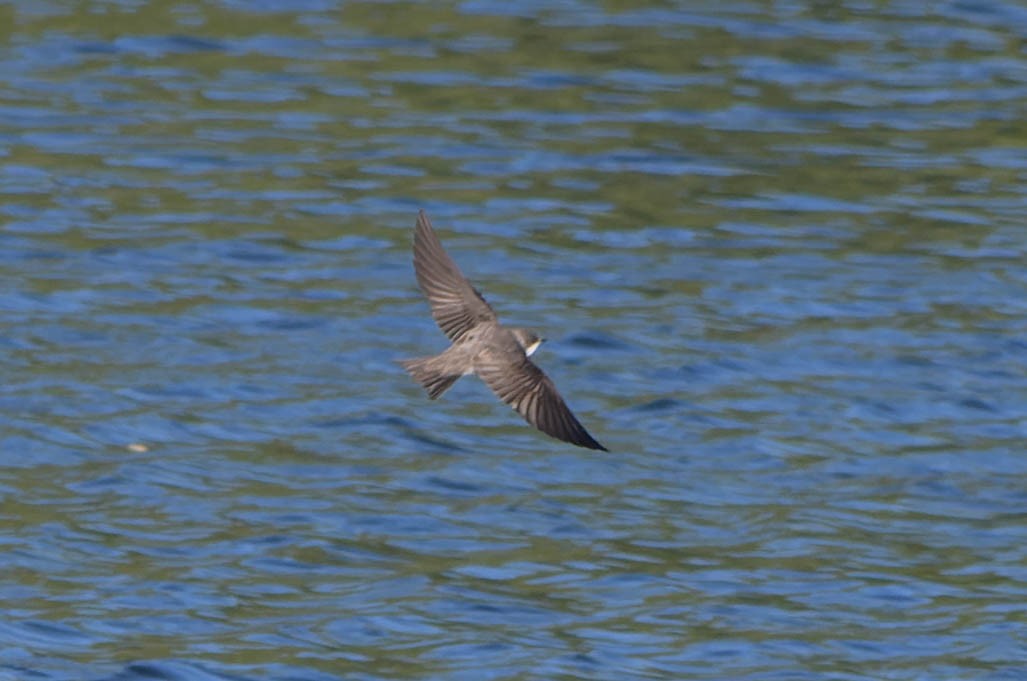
400, 210, 607, 451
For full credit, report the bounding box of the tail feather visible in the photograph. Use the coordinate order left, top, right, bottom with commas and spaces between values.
399, 356, 460, 400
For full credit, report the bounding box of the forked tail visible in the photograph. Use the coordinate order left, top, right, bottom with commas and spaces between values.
399, 356, 460, 400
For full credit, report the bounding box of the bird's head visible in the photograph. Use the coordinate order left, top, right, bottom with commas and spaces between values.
512, 328, 545, 357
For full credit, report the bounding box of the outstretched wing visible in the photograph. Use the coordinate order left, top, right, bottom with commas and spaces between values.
476, 350, 607, 451
413, 210, 497, 342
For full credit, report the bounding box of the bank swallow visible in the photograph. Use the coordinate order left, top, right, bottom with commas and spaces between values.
400, 210, 607, 451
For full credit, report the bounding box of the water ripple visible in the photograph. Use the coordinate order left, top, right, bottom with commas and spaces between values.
1, 2, 1025, 680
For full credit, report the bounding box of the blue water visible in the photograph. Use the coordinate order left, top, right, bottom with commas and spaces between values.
1, 2, 1026, 680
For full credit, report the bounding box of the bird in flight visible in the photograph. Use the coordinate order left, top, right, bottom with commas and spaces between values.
399, 210, 607, 451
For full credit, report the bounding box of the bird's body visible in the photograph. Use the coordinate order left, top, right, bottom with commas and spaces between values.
401, 324, 535, 399
400, 210, 607, 451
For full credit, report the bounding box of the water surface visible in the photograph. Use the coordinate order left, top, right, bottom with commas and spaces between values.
1, 2, 1026, 680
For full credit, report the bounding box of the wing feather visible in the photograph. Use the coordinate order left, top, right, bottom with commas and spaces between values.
413, 210, 496, 341
476, 351, 607, 451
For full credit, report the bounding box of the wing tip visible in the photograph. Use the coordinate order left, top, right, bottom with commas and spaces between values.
416, 208, 432, 232
576, 432, 608, 451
